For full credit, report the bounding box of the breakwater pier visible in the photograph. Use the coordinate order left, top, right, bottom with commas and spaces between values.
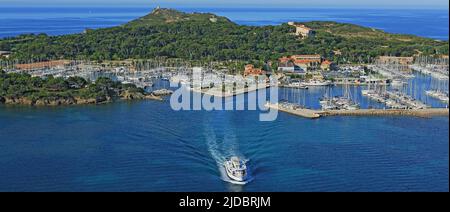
265, 103, 449, 119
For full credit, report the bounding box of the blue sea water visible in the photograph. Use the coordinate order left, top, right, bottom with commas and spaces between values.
0, 91, 448, 192
0, 7, 449, 191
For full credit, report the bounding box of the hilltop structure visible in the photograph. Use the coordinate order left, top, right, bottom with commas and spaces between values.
288, 22, 315, 39
1, 8, 447, 64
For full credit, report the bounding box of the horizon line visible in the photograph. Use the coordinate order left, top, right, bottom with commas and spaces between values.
0, 4, 449, 10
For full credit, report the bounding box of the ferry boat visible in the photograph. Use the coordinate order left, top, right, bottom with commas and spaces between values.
224, 157, 249, 183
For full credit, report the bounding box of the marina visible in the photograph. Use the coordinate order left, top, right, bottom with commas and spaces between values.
0, 6, 448, 192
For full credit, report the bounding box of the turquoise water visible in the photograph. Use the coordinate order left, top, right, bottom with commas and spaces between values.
0, 7, 449, 191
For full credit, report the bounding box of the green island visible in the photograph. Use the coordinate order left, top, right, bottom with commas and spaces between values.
0, 8, 447, 65
0, 8, 448, 106
0, 71, 160, 106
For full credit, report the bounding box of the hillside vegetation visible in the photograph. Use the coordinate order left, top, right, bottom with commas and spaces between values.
0, 71, 149, 106
0, 8, 448, 64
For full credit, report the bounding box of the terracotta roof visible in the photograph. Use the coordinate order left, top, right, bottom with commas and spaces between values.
321, 60, 333, 65
294, 59, 319, 64
15, 60, 70, 70
279, 57, 291, 63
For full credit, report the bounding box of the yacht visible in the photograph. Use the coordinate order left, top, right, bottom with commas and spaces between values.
390, 79, 406, 87
286, 81, 309, 89
224, 157, 249, 183
302, 80, 332, 86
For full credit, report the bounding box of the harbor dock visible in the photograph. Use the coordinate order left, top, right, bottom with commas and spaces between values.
192, 84, 270, 98
266, 103, 449, 119
318, 108, 449, 118
265, 103, 321, 119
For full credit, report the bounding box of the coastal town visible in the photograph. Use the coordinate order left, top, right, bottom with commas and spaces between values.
0, 16, 449, 118
1, 50, 448, 118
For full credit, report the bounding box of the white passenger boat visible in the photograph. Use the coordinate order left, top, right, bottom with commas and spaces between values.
224, 157, 249, 183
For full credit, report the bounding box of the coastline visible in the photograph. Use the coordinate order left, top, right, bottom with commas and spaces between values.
0, 94, 163, 107
265, 103, 450, 119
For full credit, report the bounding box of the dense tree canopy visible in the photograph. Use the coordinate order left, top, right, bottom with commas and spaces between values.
0, 71, 145, 104
0, 8, 448, 64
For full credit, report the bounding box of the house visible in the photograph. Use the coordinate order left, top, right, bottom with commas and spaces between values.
320, 60, 334, 71
243, 64, 266, 77
288, 22, 315, 38
0, 51, 11, 59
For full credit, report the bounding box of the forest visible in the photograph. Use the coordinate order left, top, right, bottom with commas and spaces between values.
0, 8, 448, 65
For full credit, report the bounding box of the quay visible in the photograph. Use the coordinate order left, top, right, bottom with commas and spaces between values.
191, 84, 270, 98
265, 103, 449, 119
265, 103, 321, 119
318, 108, 449, 118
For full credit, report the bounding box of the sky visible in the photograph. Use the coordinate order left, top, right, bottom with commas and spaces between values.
0, 0, 449, 9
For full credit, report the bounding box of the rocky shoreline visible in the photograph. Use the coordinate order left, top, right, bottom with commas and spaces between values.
0, 72, 170, 107
0, 92, 163, 106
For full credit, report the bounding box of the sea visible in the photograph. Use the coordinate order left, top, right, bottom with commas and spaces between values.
0, 7, 448, 191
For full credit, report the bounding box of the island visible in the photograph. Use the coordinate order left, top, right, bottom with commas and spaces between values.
0, 8, 448, 108
0, 8, 447, 65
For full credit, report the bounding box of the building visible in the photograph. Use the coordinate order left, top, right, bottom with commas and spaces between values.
291, 54, 322, 62
320, 60, 334, 71
288, 22, 315, 38
291, 54, 322, 71
243, 64, 266, 77
278, 55, 323, 72
15, 60, 71, 70
277, 60, 305, 74
0, 51, 11, 59
377, 56, 414, 65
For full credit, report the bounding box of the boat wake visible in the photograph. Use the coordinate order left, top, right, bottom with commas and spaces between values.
204, 122, 253, 185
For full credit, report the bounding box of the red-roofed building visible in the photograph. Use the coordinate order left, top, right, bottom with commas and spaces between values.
321, 60, 334, 71
15, 60, 71, 71
244, 64, 266, 77
279, 56, 291, 63
291, 54, 322, 62
278, 55, 327, 71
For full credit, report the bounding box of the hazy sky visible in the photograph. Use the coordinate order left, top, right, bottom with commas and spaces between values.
1, 0, 449, 8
